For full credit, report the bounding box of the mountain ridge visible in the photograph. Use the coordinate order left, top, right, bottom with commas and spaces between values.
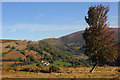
1, 28, 119, 42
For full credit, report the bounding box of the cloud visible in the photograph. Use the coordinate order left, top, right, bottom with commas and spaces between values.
8, 23, 86, 32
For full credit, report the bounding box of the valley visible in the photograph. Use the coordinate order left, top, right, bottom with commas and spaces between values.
0, 28, 120, 79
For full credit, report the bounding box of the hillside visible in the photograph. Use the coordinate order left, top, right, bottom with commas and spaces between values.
43, 28, 119, 46
42, 28, 119, 55
42, 30, 84, 47
1, 28, 119, 67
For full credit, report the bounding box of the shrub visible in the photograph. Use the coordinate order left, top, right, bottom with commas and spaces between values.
40, 67, 50, 73
104, 65, 109, 67
20, 67, 40, 72
20, 50, 25, 55
11, 46, 15, 49
5, 45, 10, 48
20, 67, 30, 72
16, 49, 19, 51
36, 63, 42, 67
18, 57, 25, 62
118, 69, 120, 72
49, 65, 60, 73
6, 67, 14, 71
2, 66, 11, 71
76, 65, 83, 67
13, 67, 18, 71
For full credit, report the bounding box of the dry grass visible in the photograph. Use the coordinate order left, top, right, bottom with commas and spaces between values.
1, 40, 41, 60
1, 40, 39, 53
2, 51, 26, 60
2, 62, 23, 65
25, 50, 42, 60
2, 66, 120, 78
43, 51, 52, 56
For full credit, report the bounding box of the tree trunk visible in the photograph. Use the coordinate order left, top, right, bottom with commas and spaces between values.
89, 62, 98, 73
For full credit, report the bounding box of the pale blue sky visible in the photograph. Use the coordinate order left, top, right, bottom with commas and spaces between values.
2, 2, 118, 41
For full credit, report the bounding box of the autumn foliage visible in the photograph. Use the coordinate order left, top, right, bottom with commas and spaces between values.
83, 4, 118, 67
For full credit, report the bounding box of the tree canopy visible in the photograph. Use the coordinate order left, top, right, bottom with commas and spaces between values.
83, 4, 118, 72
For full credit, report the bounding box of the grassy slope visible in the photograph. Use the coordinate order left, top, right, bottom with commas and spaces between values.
1, 28, 119, 66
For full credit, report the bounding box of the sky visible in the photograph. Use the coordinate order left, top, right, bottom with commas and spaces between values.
2, 2, 118, 41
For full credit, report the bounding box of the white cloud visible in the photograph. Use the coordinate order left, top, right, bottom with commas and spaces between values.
9, 23, 86, 32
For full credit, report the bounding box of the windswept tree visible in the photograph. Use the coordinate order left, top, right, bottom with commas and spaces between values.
83, 4, 118, 73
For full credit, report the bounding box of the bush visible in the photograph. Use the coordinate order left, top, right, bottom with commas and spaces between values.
118, 69, 120, 72
11, 46, 15, 49
13, 67, 18, 71
40, 67, 50, 73
20, 67, 30, 72
18, 57, 25, 62
26, 55, 35, 61
16, 49, 19, 51
104, 64, 109, 67
2, 66, 11, 71
20, 50, 25, 55
20, 67, 40, 72
36, 63, 42, 67
5, 45, 10, 48
6, 68, 13, 71
75, 65, 83, 67
49, 65, 60, 73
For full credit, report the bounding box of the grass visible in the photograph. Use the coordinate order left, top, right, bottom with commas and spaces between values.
53, 60, 72, 67
38, 60, 72, 67
79, 57, 88, 60
2, 66, 120, 78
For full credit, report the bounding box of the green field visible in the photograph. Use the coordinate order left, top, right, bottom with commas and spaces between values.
79, 57, 88, 60
53, 60, 72, 67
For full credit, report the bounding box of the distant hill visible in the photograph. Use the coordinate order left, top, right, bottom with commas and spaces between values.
1, 28, 119, 67
43, 30, 84, 47
42, 28, 119, 52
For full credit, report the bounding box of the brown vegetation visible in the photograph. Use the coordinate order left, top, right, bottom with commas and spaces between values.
2, 51, 26, 60
2, 66, 120, 78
